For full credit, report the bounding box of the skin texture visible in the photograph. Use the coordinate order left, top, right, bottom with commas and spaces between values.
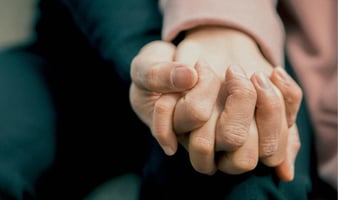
129, 26, 302, 181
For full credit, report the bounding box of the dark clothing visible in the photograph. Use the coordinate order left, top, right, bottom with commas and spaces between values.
0, 47, 56, 200
34, 0, 161, 199
36, 0, 162, 82
0, 0, 328, 199
0, 0, 160, 199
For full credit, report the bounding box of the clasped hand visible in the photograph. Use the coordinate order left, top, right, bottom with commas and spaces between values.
129, 27, 302, 181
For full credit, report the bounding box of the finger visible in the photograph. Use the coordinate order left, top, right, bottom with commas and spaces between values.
217, 120, 259, 174
251, 72, 283, 158
251, 72, 289, 166
173, 60, 221, 134
271, 67, 303, 127
188, 110, 218, 175
152, 93, 181, 156
130, 84, 178, 156
215, 66, 257, 151
173, 41, 219, 134
129, 83, 156, 126
131, 41, 198, 92
275, 124, 301, 181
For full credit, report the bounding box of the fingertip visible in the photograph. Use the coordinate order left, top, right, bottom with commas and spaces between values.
225, 65, 249, 81
271, 67, 291, 88
155, 133, 177, 157
288, 164, 295, 181
251, 72, 272, 90
272, 66, 301, 95
271, 66, 303, 127
274, 66, 288, 80
162, 145, 177, 156
276, 161, 295, 182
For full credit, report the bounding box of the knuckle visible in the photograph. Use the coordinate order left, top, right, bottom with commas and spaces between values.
265, 98, 283, 112
279, 80, 302, 105
190, 136, 214, 157
234, 155, 258, 173
263, 156, 284, 167
184, 97, 212, 124
260, 138, 278, 157
227, 74, 257, 99
218, 124, 248, 150
260, 147, 277, 158
153, 97, 172, 115
145, 66, 160, 89
285, 86, 303, 105
231, 86, 257, 100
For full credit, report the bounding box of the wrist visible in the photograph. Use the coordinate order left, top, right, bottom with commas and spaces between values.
182, 25, 273, 77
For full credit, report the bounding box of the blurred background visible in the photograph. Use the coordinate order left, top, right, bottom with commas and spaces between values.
0, 1, 142, 199
0, 0, 37, 51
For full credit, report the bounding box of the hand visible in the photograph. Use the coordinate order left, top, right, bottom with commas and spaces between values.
173, 26, 302, 180
129, 41, 199, 155
129, 32, 302, 181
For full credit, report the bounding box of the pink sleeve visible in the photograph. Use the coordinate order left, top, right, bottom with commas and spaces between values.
159, 0, 285, 66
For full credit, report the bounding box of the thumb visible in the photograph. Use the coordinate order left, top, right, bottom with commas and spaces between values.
131, 41, 198, 92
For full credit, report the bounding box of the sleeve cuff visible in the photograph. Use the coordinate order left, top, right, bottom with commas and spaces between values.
160, 0, 285, 66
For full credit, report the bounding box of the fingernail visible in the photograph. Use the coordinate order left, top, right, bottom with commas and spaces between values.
163, 145, 175, 156
275, 67, 289, 82
230, 65, 247, 78
255, 72, 271, 89
172, 66, 195, 89
288, 147, 296, 180
289, 164, 295, 180
284, 159, 295, 181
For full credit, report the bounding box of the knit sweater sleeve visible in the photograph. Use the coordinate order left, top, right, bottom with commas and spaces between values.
159, 0, 285, 66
